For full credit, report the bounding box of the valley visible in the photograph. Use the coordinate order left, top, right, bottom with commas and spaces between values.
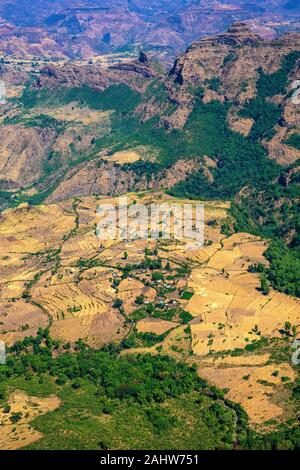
0, 20, 299, 451
0, 191, 299, 448
0, 1, 300, 64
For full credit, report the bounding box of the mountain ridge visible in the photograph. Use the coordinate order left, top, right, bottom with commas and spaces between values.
0, 17, 300, 451
0, 1, 300, 64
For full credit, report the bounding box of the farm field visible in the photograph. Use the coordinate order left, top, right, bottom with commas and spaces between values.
0, 191, 299, 447
0, 7, 300, 454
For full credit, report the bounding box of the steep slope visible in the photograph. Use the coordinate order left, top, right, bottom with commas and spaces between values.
0, 23, 300, 451
0, 24, 299, 211
0, 1, 299, 63
0, 192, 299, 447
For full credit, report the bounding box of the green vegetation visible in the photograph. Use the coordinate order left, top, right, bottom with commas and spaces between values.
171, 54, 300, 199
143, 80, 178, 116
0, 329, 246, 450
260, 273, 270, 296
2, 51, 298, 213
239, 97, 281, 141
255, 52, 300, 98
222, 53, 237, 68
231, 167, 300, 243
1, 84, 142, 210
231, 166, 300, 297
121, 330, 168, 348
231, 52, 300, 299
1, 53, 299, 301
18, 84, 141, 113
239, 52, 300, 142
179, 310, 193, 324
1, 329, 299, 450
171, 53, 300, 201
127, 303, 193, 326
170, 99, 278, 199
205, 77, 221, 92
4, 113, 65, 131
91, 90, 277, 185
264, 240, 300, 297
285, 133, 300, 151
123, 161, 161, 180
181, 291, 194, 300
5, 53, 298, 210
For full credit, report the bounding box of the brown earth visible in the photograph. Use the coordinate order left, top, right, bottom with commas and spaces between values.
0, 390, 60, 450
199, 363, 296, 426
186, 233, 300, 356
0, 192, 228, 347
0, 191, 299, 427
46, 158, 201, 204
0, 125, 55, 189
0, 1, 299, 65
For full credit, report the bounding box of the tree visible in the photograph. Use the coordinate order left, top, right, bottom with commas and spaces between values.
113, 298, 123, 309
165, 262, 171, 271
0, 385, 6, 400
284, 321, 292, 336
260, 274, 270, 295
135, 294, 145, 305
10, 412, 23, 423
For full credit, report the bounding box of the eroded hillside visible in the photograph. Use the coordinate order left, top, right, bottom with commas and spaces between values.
0, 23, 299, 213
0, 0, 299, 63
0, 24, 300, 450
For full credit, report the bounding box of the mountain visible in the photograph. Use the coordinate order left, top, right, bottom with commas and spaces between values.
0, 22, 300, 451
0, 1, 299, 63
1, 23, 299, 221
1, 21, 299, 295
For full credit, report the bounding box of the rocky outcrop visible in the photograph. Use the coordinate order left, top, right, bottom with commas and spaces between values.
0, 63, 29, 85
108, 61, 157, 80
35, 57, 159, 93
0, 1, 299, 64
1, 22, 300, 207
170, 23, 300, 96
46, 158, 200, 203
204, 22, 261, 46
0, 125, 55, 189
37, 64, 110, 91
165, 22, 300, 150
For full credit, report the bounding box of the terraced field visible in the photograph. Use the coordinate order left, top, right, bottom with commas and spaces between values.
0, 191, 299, 431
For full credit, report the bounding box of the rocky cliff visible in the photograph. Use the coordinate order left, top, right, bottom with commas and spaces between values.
0, 23, 299, 211
0, 1, 299, 64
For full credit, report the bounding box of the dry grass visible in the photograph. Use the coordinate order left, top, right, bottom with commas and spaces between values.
186, 233, 299, 356
38, 105, 110, 125
0, 390, 60, 450
199, 363, 295, 425
0, 192, 299, 425
136, 317, 177, 335
106, 150, 141, 164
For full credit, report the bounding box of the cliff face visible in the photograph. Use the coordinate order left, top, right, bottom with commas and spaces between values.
162, 23, 300, 165
34, 56, 158, 93
0, 1, 299, 64
0, 23, 299, 210
0, 125, 55, 189
170, 23, 300, 101
45, 158, 201, 204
